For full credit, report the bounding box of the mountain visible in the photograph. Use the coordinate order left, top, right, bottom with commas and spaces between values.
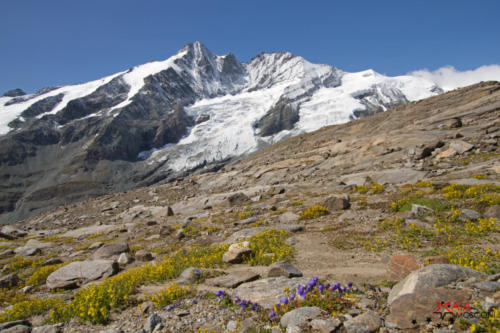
0, 41, 443, 224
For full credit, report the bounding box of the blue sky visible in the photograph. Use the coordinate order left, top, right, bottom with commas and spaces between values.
1, 0, 499, 94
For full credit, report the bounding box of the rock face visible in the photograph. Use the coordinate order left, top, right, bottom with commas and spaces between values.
267, 261, 303, 278
222, 241, 252, 264
323, 195, 350, 210
388, 264, 486, 305
343, 311, 382, 333
386, 254, 420, 281
280, 306, 323, 328
46, 260, 119, 289
3, 89, 26, 97
91, 242, 129, 259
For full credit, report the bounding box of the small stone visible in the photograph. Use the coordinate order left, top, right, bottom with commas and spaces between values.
144, 313, 163, 332
88, 242, 104, 250
21, 286, 33, 293
223, 242, 252, 264
135, 250, 154, 261
267, 261, 303, 278
228, 193, 250, 206
167, 206, 174, 216
278, 212, 299, 223
450, 140, 474, 154
459, 209, 482, 222
323, 195, 350, 210
387, 254, 420, 281
285, 326, 302, 333
0, 321, 31, 332
32, 324, 63, 333
46, 260, 118, 290
226, 321, 238, 331
310, 318, 341, 333
1, 325, 31, 333
206, 270, 260, 288
176, 229, 185, 240
140, 301, 155, 314
178, 267, 203, 285
344, 310, 382, 333
92, 242, 129, 260
435, 148, 457, 159
0, 273, 20, 288
280, 306, 323, 328
117, 253, 134, 265
474, 281, 500, 292
444, 117, 462, 129
424, 255, 449, 265
484, 205, 500, 220
42, 258, 63, 266
411, 204, 434, 216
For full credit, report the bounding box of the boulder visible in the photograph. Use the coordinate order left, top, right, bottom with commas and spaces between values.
205, 270, 260, 288
14, 239, 54, 256
46, 260, 118, 290
387, 254, 420, 281
32, 324, 63, 333
323, 195, 350, 210
92, 242, 129, 259
0, 273, 20, 288
344, 310, 382, 333
144, 313, 163, 332
1, 325, 31, 333
386, 287, 471, 329
310, 318, 342, 333
117, 253, 134, 265
227, 192, 250, 206
223, 241, 252, 264
459, 209, 482, 222
234, 277, 309, 308
267, 261, 303, 278
411, 204, 434, 216
435, 148, 457, 159
177, 267, 203, 285
278, 212, 299, 223
450, 140, 474, 154
0, 321, 31, 331
444, 117, 462, 129
135, 250, 154, 261
388, 264, 486, 305
484, 205, 500, 220
167, 206, 174, 216
280, 306, 323, 328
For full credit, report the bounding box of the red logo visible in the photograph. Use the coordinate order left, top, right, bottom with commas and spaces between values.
433, 301, 471, 313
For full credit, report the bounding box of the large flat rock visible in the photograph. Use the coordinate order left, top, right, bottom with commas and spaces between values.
46, 260, 118, 290
340, 168, 427, 186
388, 264, 486, 305
234, 277, 309, 308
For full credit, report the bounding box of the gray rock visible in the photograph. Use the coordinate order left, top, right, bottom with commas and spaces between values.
411, 204, 434, 216
177, 267, 203, 285
386, 287, 471, 329
0, 320, 31, 331
484, 205, 500, 220
228, 192, 250, 206
99, 329, 123, 333
42, 258, 63, 266
1, 325, 31, 333
135, 250, 154, 261
3, 88, 26, 97
140, 301, 155, 314
459, 209, 482, 221
450, 140, 474, 154
285, 326, 302, 333
0, 273, 20, 288
280, 306, 323, 328
88, 242, 104, 250
340, 168, 426, 186
223, 242, 252, 264
226, 320, 238, 331
176, 229, 185, 240
388, 264, 486, 305
323, 195, 350, 210
234, 216, 258, 226
14, 239, 53, 256
117, 253, 134, 265
144, 313, 163, 332
279, 212, 299, 223
46, 260, 119, 290
310, 318, 342, 333
206, 270, 260, 288
474, 281, 500, 292
343, 311, 382, 333
444, 117, 462, 129
92, 242, 129, 259
167, 206, 174, 216
267, 261, 303, 278
32, 324, 63, 333
235, 277, 310, 308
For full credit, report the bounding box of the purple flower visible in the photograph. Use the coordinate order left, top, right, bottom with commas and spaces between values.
289, 294, 295, 301
166, 305, 175, 311
297, 284, 305, 297
341, 286, 347, 293
324, 283, 330, 290
280, 296, 288, 305
215, 290, 225, 298
269, 311, 276, 318
318, 284, 324, 293
331, 283, 340, 291
374, 301, 378, 309
239, 300, 248, 307
347, 282, 353, 288
234, 296, 240, 303
175, 301, 181, 306
308, 277, 319, 287
192, 299, 198, 304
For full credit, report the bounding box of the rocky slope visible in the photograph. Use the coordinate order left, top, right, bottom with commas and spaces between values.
0, 82, 498, 332
0, 41, 443, 224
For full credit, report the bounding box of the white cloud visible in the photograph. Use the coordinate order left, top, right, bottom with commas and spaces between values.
409, 65, 500, 92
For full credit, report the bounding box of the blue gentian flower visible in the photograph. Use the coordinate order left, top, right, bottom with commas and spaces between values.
347, 282, 353, 288
269, 311, 276, 318
280, 296, 288, 305
166, 305, 175, 311
318, 284, 324, 293
192, 299, 198, 304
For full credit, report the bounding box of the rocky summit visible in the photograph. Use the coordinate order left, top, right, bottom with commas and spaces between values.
0, 81, 498, 332
0, 41, 444, 225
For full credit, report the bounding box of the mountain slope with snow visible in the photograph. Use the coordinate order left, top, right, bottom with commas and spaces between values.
0, 41, 445, 223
